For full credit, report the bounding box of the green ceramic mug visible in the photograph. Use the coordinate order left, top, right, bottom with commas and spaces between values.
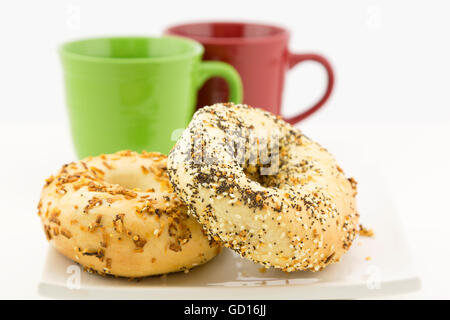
60, 36, 243, 158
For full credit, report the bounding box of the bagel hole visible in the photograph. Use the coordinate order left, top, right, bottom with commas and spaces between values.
104, 170, 162, 192
244, 165, 264, 184
243, 164, 277, 188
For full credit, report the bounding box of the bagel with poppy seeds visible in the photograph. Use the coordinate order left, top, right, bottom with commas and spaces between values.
167, 103, 359, 272
38, 151, 220, 277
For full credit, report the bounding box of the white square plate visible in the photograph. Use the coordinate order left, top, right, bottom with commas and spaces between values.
38, 132, 421, 299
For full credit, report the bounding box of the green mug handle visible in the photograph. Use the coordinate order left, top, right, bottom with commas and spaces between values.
197, 61, 243, 103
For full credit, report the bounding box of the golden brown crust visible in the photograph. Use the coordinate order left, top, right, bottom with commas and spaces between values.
38, 151, 220, 277
168, 103, 359, 272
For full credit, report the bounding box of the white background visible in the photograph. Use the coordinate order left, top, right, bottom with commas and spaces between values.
0, 0, 449, 299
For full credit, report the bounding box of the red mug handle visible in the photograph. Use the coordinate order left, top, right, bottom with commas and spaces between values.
284, 52, 335, 124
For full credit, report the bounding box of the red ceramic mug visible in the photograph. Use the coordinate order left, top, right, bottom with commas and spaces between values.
166, 22, 334, 124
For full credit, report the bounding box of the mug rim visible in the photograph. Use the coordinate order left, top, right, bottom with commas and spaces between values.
165, 21, 289, 45
59, 36, 204, 64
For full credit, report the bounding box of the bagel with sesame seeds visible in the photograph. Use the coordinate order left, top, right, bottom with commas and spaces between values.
167, 103, 359, 272
38, 151, 220, 277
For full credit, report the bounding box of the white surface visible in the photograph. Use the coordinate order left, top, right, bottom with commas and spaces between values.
38, 159, 420, 299
1, 122, 447, 299
0, 0, 449, 299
